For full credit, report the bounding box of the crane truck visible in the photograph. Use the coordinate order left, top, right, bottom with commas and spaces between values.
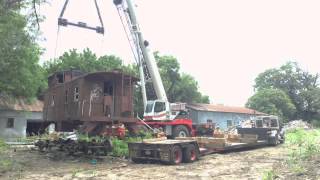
112, 0, 195, 138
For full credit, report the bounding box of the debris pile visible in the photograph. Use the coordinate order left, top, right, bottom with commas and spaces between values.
284, 120, 312, 130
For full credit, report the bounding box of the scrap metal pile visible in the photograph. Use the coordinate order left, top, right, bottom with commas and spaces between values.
34, 132, 112, 156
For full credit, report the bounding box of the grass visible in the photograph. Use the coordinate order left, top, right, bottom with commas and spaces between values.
0, 138, 13, 174
285, 128, 320, 174
261, 128, 320, 179
262, 169, 278, 180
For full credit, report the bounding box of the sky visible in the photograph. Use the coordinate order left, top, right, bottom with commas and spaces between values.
39, 0, 320, 106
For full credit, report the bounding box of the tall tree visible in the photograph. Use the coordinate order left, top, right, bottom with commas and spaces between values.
250, 62, 320, 121
0, 0, 46, 99
246, 89, 296, 121
155, 52, 209, 104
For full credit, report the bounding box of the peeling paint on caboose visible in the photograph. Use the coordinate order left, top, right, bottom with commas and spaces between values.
43, 70, 138, 132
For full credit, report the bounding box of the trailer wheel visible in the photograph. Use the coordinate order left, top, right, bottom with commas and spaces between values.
169, 145, 183, 165
172, 125, 190, 138
183, 144, 199, 163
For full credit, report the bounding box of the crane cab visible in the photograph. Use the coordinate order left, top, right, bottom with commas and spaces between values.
144, 100, 170, 121
143, 101, 187, 121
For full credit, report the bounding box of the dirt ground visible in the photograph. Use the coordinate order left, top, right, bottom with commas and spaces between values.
0, 144, 305, 180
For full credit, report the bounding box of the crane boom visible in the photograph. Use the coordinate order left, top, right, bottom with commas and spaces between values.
120, 0, 168, 103
114, 0, 176, 120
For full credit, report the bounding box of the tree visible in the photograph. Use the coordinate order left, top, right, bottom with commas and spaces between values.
251, 62, 320, 121
0, 1, 46, 99
246, 89, 296, 121
155, 52, 209, 104
43, 49, 124, 75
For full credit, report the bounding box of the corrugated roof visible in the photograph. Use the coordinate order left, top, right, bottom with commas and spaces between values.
187, 103, 266, 115
0, 97, 43, 112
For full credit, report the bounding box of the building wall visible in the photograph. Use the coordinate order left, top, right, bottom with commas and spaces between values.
190, 110, 257, 129
0, 110, 42, 141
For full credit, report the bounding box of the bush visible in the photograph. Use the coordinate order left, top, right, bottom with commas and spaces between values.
111, 133, 154, 157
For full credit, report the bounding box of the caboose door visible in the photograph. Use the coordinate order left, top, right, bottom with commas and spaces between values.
104, 81, 115, 117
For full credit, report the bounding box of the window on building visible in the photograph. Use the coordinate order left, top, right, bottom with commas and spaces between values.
227, 120, 233, 127
7, 118, 14, 128
74, 87, 79, 101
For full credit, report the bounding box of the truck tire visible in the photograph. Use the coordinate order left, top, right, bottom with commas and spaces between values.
169, 145, 183, 165
183, 144, 199, 163
268, 136, 278, 146
172, 125, 190, 138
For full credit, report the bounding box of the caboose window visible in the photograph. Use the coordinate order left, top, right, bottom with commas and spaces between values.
74, 87, 79, 101
56, 73, 64, 83
104, 81, 113, 96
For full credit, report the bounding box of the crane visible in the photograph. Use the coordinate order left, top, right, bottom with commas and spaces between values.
57, 0, 193, 137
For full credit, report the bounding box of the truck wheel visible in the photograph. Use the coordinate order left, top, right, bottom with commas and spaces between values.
183, 144, 199, 163
268, 136, 278, 146
169, 145, 182, 165
172, 125, 190, 138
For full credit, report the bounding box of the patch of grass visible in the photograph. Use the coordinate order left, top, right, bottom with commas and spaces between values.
285, 128, 320, 173
0, 159, 13, 172
0, 139, 7, 152
262, 169, 277, 180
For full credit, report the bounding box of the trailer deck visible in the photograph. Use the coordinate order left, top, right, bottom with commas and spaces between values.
128, 136, 271, 165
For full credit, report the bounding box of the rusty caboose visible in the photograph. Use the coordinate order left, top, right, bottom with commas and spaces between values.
43, 69, 138, 135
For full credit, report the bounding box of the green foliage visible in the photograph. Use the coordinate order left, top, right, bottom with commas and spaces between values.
111, 132, 153, 157
0, 138, 13, 173
111, 137, 136, 157
285, 128, 320, 172
0, 138, 7, 152
43, 48, 124, 75
249, 62, 320, 121
0, 1, 46, 99
246, 89, 296, 121
155, 52, 209, 104
262, 170, 277, 180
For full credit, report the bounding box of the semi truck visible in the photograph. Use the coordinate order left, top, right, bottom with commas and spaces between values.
128, 115, 285, 165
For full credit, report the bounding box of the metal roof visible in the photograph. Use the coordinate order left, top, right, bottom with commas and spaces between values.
0, 97, 43, 112
187, 103, 266, 115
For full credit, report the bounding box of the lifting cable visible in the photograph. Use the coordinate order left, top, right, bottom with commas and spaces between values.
58, 0, 105, 34
54, 0, 106, 59
115, 4, 139, 65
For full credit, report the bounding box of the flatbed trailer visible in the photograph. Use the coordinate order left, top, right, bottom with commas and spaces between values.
128, 137, 270, 165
